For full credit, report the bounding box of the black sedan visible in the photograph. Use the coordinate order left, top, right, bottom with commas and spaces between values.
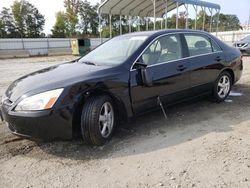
234, 35, 250, 54
0, 30, 243, 145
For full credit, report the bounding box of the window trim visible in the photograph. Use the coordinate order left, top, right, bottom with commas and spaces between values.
130, 32, 223, 71
209, 38, 222, 52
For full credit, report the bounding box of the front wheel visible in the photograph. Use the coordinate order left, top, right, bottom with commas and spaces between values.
80, 95, 116, 146
212, 71, 232, 102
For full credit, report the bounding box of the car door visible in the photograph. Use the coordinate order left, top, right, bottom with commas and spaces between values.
183, 33, 223, 93
130, 34, 190, 114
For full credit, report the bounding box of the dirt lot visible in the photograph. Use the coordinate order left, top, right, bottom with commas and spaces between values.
0, 55, 250, 188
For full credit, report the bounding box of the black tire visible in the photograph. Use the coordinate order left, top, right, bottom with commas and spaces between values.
80, 95, 116, 146
212, 71, 232, 103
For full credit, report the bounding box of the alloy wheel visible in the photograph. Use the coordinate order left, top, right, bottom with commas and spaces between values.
217, 75, 230, 98
99, 102, 114, 138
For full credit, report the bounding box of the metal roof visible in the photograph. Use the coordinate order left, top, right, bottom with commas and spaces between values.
98, 0, 220, 17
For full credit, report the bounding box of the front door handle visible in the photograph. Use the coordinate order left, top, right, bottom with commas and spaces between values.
177, 65, 187, 71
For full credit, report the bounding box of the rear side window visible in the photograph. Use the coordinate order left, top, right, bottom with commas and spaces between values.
185, 34, 213, 57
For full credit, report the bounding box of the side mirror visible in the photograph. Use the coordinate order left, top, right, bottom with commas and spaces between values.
134, 58, 153, 87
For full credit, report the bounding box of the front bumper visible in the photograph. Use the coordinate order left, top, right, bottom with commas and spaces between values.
235, 46, 250, 54
0, 104, 73, 141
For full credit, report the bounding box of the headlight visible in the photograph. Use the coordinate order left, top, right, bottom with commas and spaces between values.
15, 88, 63, 111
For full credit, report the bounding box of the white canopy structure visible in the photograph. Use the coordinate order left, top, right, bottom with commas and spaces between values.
98, 0, 221, 38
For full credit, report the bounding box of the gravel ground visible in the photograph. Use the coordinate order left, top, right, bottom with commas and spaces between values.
0, 55, 250, 188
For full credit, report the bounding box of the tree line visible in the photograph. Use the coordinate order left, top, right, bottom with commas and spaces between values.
0, 0, 243, 38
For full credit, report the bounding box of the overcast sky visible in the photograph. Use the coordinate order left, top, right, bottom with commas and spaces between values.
1, 0, 249, 34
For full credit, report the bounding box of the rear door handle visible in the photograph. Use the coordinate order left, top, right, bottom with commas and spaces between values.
215, 56, 222, 61
176, 65, 187, 71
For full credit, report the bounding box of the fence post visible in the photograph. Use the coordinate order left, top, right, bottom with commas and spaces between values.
21, 38, 25, 50
232, 32, 235, 43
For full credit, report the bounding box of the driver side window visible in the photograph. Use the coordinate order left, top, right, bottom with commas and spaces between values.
142, 35, 182, 66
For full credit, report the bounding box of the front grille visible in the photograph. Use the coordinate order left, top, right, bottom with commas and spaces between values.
237, 43, 247, 48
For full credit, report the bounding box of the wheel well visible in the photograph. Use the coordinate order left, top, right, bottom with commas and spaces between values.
223, 69, 235, 84
72, 90, 127, 138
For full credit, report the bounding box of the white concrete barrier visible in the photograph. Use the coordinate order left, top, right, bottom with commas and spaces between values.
212, 30, 250, 45
0, 38, 108, 59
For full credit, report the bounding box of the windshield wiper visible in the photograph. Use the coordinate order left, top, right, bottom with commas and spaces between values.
82, 61, 97, 66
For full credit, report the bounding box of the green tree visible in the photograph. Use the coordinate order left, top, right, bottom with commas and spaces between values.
64, 0, 80, 37
215, 13, 242, 31
79, 1, 99, 35
25, 3, 45, 37
11, 0, 45, 38
51, 11, 68, 38
11, 0, 26, 37
0, 7, 18, 38
0, 19, 5, 37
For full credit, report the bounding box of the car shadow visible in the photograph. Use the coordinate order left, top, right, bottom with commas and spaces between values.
22, 82, 248, 162
3, 83, 250, 162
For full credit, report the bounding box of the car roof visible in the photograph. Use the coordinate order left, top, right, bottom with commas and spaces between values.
120, 29, 209, 38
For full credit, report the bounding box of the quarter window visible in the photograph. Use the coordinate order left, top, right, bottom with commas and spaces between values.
210, 39, 221, 52
185, 34, 214, 56
141, 35, 182, 66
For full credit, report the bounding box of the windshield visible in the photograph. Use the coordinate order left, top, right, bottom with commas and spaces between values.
79, 36, 148, 66
241, 35, 250, 41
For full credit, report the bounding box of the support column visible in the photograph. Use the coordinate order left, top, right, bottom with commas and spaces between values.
209, 9, 213, 32
185, 4, 189, 29
129, 15, 132, 33
194, 5, 197, 30
98, 13, 102, 43
165, 0, 168, 29
120, 15, 122, 35
216, 10, 220, 36
153, 0, 156, 30
248, 9, 250, 30
109, 14, 112, 38
176, 2, 179, 29
146, 17, 149, 31
202, 7, 206, 31
138, 17, 140, 31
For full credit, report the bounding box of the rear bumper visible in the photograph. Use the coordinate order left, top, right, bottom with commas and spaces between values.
0, 104, 73, 141
234, 59, 243, 84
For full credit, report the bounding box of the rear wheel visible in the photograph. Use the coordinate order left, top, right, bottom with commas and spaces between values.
80, 95, 115, 146
212, 71, 232, 102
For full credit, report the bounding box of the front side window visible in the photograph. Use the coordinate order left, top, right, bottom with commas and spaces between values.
141, 34, 182, 66
185, 34, 213, 56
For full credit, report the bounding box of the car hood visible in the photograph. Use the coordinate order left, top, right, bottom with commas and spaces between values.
5, 61, 111, 102
235, 40, 250, 45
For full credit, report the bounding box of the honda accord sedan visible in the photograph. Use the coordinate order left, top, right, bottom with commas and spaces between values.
0, 30, 243, 145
